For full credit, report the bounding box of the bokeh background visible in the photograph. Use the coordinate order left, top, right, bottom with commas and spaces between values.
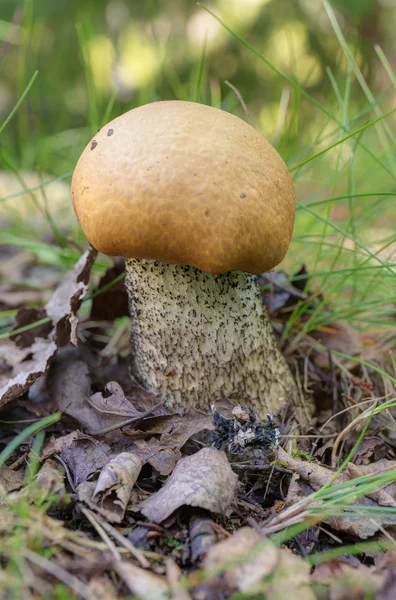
0, 0, 395, 334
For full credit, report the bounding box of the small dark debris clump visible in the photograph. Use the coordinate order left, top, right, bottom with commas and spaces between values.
212, 403, 279, 458
107, 128, 114, 136
90, 140, 98, 150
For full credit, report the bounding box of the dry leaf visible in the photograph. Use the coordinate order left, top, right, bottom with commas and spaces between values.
0, 246, 97, 409
45, 246, 97, 346
43, 431, 111, 487
140, 448, 238, 523
204, 527, 315, 599
115, 561, 169, 600
278, 448, 396, 539
0, 337, 57, 409
131, 411, 214, 475
88, 381, 163, 434
90, 452, 142, 523
312, 559, 381, 600
204, 527, 278, 592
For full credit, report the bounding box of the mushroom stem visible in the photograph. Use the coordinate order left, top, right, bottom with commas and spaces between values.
125, 259, 309, 425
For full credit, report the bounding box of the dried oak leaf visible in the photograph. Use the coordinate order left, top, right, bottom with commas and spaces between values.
78, 452, 142, 523
140, 447, 238, 523
43, 430, 111, 487
0, 246, 97, 409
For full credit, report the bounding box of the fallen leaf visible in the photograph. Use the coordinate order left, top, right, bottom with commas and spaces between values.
88, 452, 142, 523
45, 245, 98, 346
204, 527, 278, 592
189, 515, 218, 563
115, 561, 169, 600
204, 527, 315, 599
88, 381, 163, 434
277, 448, 396, 539
132, 437, 182, 477
130, 411, 214, 475
43, 431, 111, 487
140, 448, 238, 523
0, 337, 57, 409
0, 246, 97, 410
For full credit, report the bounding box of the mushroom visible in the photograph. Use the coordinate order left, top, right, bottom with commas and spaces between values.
72, 101, 309, 425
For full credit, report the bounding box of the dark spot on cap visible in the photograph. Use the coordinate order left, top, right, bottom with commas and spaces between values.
107, 128, 114, 136
240, 192, 246, 199
90, 140, 98, 150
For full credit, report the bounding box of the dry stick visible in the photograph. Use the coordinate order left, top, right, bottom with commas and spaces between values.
84, 508, 150, 568
80, 506, 121, 561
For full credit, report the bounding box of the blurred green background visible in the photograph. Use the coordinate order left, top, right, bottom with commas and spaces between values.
0, 0, 395, 335
0, 0, 395, 172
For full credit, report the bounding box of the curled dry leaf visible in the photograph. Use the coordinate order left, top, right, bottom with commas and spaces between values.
89, 452, 142, 523
0, 246, 97, 409
139, 448, 238, 523
203, 526, 315, 599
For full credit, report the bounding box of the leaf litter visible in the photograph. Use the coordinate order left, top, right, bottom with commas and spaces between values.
0, 250, 395, 599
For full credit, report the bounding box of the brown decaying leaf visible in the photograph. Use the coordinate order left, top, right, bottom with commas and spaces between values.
43, 430, 111, 487
203, 526, 315, 599
0, 246, 97, 409
278, 448, 396, 539
130, 411, 214, 475
82, 452, 142, 523
140, 447, 238, 523
0, 337, 57, 409
45, 246, 98, 346
88, 381, 164, 434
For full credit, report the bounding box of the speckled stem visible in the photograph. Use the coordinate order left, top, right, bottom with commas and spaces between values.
125, 259, 309, 425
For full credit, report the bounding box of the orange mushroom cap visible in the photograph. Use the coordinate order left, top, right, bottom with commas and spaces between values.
72, 101, 295, 275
